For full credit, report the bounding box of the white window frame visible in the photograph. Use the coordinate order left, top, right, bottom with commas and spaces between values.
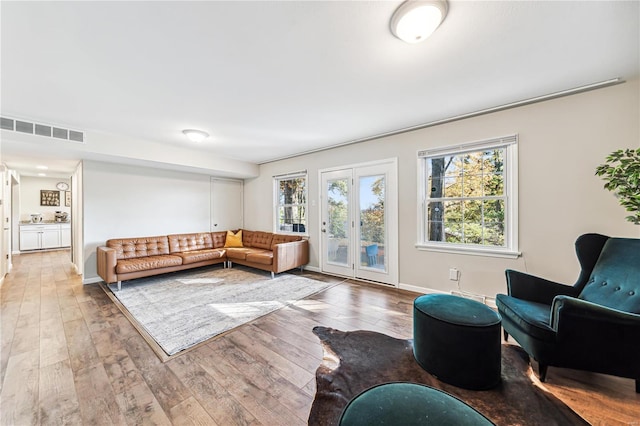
416, 135, 520, 258
273, 170, 308, 236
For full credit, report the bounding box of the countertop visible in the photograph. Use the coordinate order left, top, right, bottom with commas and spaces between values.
20, 220, 71, 225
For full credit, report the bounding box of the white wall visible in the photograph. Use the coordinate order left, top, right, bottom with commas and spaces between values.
82, 160, 213, 282
19, 176, 71, 222
244, 79, 640, 298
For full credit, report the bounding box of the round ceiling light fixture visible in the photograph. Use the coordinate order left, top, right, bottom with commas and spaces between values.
390, 0, 448, 44
182, 129, 210, 143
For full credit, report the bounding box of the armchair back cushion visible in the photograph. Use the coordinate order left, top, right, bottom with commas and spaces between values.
579, 238, 640, 314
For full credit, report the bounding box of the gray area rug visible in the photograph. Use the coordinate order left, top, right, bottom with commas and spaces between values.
108, 266, 338, 356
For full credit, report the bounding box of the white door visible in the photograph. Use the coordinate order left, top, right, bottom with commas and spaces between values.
320, 160, 398, 286
1, 167, 10, 277
321, 169, 353, 277
211, 178, 243, 232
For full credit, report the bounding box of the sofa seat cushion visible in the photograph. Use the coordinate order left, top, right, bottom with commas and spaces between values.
175, 249, 225, 265
226, 248, 254, 260
116, 255, 182, 274
495, 294, 555, 341
246, 250, 273, 265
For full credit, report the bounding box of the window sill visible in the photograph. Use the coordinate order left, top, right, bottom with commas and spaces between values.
276, 231, 309, 238
415, 243, 521, 259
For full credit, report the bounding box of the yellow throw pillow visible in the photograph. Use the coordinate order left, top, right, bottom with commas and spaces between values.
224, 230, 243, 248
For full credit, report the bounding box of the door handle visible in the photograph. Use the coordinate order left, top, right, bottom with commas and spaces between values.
321, 229, 326, 233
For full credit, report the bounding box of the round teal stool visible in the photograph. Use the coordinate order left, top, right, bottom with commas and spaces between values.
413, 294, 502, 390
339, 382, 494, 425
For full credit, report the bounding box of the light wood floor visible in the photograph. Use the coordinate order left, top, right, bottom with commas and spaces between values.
1, 250, 638, 425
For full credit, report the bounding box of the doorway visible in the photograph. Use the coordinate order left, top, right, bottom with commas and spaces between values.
320, 159, 398, 286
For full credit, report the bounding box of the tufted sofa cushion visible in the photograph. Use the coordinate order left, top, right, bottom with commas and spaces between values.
168, 233, 213, 253
211, 231, 227, 248
579, 238, 640, 314
242, 230, 256, 247
107, 236, 170, 260
251, 231, 274, 250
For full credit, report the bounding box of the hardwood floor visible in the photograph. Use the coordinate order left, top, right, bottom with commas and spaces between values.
1, 250, 638, 425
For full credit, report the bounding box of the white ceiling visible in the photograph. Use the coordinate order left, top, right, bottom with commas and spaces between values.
1, 1, 639, 177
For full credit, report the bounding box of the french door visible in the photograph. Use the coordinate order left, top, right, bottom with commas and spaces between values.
320, 160, 398, 286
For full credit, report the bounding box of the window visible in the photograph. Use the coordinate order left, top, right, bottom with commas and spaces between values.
417, 135, 519, 258
274, 171, 307, 234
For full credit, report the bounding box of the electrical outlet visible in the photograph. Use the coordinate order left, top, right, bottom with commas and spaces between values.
449, 268, 459, 281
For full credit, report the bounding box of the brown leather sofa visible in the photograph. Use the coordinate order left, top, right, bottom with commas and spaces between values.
225, 230, 309, 277
96, 230, 309, 291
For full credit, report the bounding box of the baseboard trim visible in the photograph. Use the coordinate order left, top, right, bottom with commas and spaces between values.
303, 265, 321, 273
398, 283, 447, 295
83, 276, 103, 285
398, 283, 496, 308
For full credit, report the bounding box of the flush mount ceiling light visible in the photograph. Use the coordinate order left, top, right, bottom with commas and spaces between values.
390, 0, 448, 44
182, 129, 209, 142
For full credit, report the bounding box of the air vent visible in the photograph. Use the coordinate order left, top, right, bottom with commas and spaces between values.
0, 116, 85, 143
52, 127, 68, 139
16, 121, 34, 134
0, 117, 14, 130
69, 130, 84, 142
35, 124, 52, 137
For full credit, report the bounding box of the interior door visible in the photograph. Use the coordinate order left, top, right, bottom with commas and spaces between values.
321, 160, 398, 286
211, 178, 243, 232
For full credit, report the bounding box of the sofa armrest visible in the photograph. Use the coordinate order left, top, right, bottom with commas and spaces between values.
272, 239, 309, 273
505, 269, 579, 305
97, 246, 118, 284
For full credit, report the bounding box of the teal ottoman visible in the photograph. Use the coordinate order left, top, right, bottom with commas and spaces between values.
339, 382, 494, 425
413, 294, 501, 390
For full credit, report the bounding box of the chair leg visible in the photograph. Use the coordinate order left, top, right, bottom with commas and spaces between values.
271, 271, 275, 279
117, 281, 121, 292
503, 329, 509, 341
537, 364, 548, 382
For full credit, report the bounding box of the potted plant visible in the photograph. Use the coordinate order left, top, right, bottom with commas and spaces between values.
595, 148, 640, 224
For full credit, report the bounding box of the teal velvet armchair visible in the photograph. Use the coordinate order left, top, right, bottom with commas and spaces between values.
496, 233, 640, 392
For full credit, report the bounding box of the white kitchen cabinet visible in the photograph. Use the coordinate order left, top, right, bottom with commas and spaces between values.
20, 223, 68, 250
60, 224, 71, 247
20, 228, 41, 250
41, 227, 61, 248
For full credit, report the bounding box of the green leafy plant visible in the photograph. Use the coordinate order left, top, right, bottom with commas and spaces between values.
595, 148, 640, 224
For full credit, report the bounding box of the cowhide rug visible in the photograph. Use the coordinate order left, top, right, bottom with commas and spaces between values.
308, 327, 588, 426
